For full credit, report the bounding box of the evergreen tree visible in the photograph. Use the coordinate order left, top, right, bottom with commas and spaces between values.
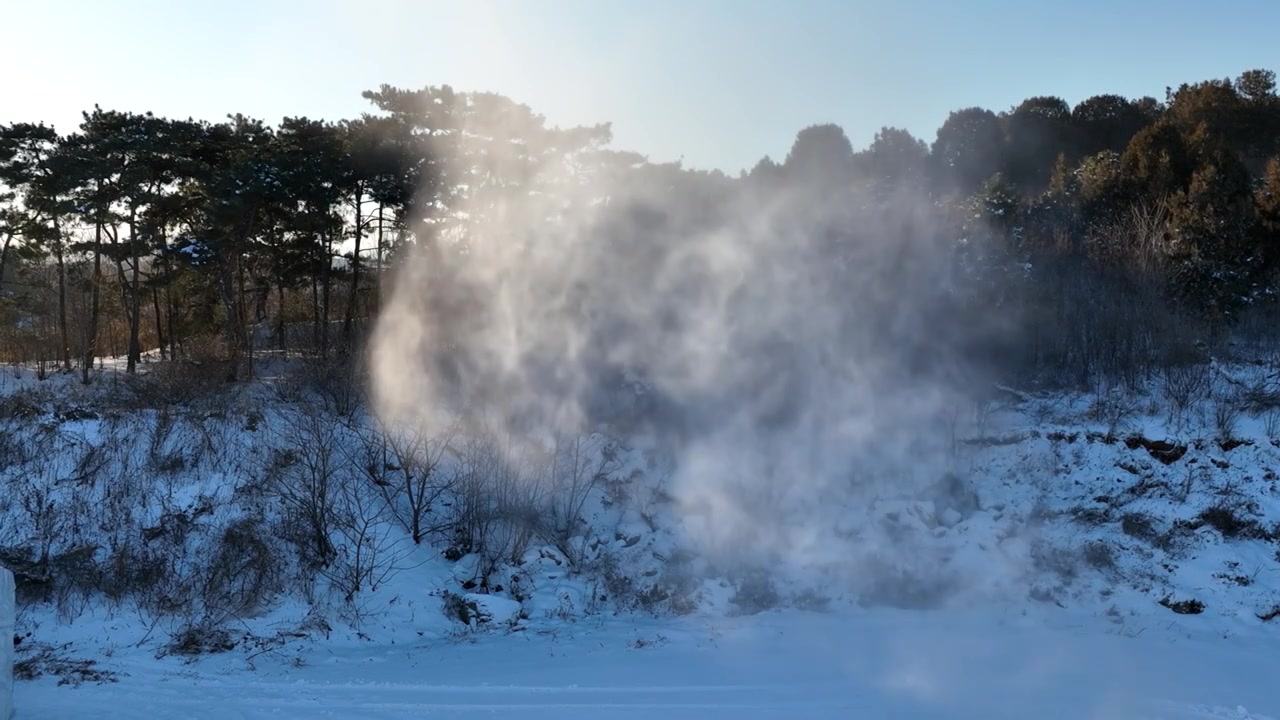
1002, 96, 1072, 192
931, 107, 1004, 194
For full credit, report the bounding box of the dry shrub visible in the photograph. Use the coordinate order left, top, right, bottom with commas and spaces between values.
321, 475, 411, 604
1263, 408, 1280, 441
1198, 504, 1273, 541
166, 626, 238, 656
1120, 512, 1159, 542
278, 354, 364, 416
1088, 385, 1142, 437
1240, 377, 1280, 413
98, 538, 167, 606
351, 418, 458, 545
201, 518, 284, 621
1081, 540, 1116, 570
0, 418, 38, 468
594, 556, 699, 616
14, 642, 120, 686
1211, 391, 1243, 441
1160, 363, 1210, 416
451, 430, 548, 578
271, 411, 343, 571
48, 545, 100, 620
123, 534, 203, 620
180, 334, 234, 369
130, 364, 232, 413
270, 409, 411, 605
544, 435, 621, 564
0, 386, 52, 421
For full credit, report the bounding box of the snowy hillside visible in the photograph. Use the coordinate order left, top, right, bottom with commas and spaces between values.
2, 357, 1280, 717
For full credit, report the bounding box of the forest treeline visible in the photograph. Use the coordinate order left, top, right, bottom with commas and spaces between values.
3, 69, 1280, 388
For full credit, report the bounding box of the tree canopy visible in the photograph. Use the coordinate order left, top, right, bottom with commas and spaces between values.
4, 69, 1280, 387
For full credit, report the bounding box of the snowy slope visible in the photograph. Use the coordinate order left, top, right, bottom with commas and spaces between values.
3, 358, 1280, 717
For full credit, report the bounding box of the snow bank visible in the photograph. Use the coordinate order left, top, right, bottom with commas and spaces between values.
463, 594, 523, 626
0, 566, 12, 720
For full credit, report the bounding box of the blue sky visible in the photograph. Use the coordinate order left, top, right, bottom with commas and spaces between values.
2, 0, 1278, 173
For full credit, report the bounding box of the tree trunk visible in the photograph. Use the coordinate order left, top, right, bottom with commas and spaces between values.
167, 282, 179, 361
0, 230, 14, 294
238, 254, 253, 380
53, 226, 71, 372
152, 287, 166, 361
321, 231, 331, 357
219, 255, 242, 383
276, 281, 287, 353
375, 204, 384, 314
254, 279, 268, 323
344, 186, 363, 343
310, 274, 321, 350
83, 221, 103, 384
114, 260, 131, 322
126, 212, 142, 374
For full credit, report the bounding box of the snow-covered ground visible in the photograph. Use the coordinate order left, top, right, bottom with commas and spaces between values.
14, 607, 1280, 719
3, 356, 1280, 718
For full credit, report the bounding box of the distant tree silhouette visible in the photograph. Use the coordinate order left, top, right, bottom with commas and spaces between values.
783, 124, 855, 187
1002, 96, 1072, 192
1071, 94, 1157, 158
932, 107, 1004, 194
858, 127, 929, 192
2, 68, 1280, 386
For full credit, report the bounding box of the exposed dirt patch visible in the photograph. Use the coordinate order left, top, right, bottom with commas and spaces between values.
1214, 572, 1253, 587
1071, 506, 1111, 526
1198, 505, 1274, 541
1160, 597, 1205, 615
1120, 512, 1159, 542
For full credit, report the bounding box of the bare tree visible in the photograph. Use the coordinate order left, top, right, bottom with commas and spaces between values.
323, 471, 410, 604
543, 433, 620, 565
272, 410, 343, 569
353, 417, 459, 545
451, 429, 547, 580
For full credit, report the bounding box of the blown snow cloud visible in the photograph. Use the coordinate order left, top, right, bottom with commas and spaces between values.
368, 116, 1002, 590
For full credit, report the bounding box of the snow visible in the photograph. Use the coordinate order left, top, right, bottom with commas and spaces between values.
461, 593, 522, 626
12, 609, 1280, 719
4, 356, 1280, 717
0, 568, 12, 720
